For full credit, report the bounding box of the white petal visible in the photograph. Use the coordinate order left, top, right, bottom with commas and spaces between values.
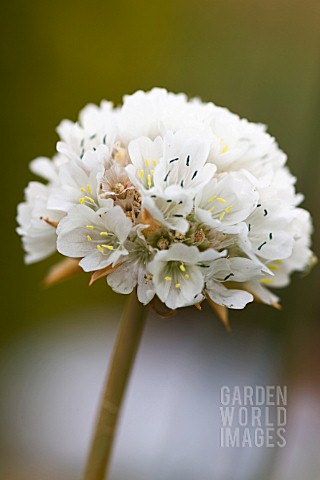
206, 281, 253, 309
107, 262, 137, 294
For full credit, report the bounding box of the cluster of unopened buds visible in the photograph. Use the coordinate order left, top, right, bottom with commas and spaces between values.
17, 89, 315, 319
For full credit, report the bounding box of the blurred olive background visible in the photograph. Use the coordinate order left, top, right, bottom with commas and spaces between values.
1, 1, 320, 479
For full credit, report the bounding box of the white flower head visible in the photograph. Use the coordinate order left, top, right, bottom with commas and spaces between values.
17, 88, 315, 317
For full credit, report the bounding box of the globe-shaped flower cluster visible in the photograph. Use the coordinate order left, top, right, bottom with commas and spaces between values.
17, 89, 314, 310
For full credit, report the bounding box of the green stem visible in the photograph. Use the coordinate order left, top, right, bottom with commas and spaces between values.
83, 292, 148, 480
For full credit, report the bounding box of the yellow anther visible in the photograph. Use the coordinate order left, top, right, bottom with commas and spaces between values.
179, 264, 186, 272
150, 169, 155, 175
100, 231, 108, 236
139, 169, 145, 179
84, 196, 95, 203
221, 145, 229, 153
80, 187, 86, 193
184, 274, 189, 280
208, 196, 216, 203
79, 197, 85, 204
147, 174, 152, 187
87, 235, 92, 241
165, 276, 172, 281
208, 206, 215, 212
175, 283, 181, 288
87, 184, 92, 194
145, 160, 149, 167
219, 211, 226, 221
261, 278, 273, 284
86, 225, 94, 230
217, 197, 226, 203
97, 245, 104, 253
225, 206, 232, 213
102, 245, 113, 250
269, 264, 279, 271
152, 160, 157, 166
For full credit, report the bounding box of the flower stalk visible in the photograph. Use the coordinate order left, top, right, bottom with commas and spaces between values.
84, 291, 148, 480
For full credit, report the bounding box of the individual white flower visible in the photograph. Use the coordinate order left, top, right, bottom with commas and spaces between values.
244, 197, 295, 261
149, 243, 224, 309
107, 227, 155, 304
258, 208, 314, 288
126, 136, 163, 192
153, 129, 216, 194
48, 145, 111, 213
141, 187, 193, 234
17, 182, 64, 264
195, 171, 259, 233
204, 257, 268, 309
57, 204, 132, 271
128, 129, 217, 234
56, 101, 117, 162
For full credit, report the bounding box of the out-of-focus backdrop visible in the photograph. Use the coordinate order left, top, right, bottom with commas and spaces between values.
1, 1, 320, 479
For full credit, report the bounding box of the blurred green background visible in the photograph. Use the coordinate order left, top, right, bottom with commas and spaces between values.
1, 0, 320, 478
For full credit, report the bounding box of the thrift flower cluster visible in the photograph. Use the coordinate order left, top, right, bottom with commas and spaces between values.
17, 89, 314, 310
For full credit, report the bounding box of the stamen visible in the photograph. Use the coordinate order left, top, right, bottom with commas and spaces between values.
80, 187, 86, 193
147, 174, 152, 187
269, 264, 279, 271
221, 145, 229, 153
179, 264, 186, 272
165, 276, 172, 281
208, 206, 215, 212
86, 225, 94, 230
145, 160, 149, 167
97, 245, 104, 253
219, 211, 226, 221
84, 196, 95, 203
87, 184, 92, 194
217, 197, 226, 203
139, 170, 145, 179
152, 160, 157, 166
175, 283, 181, 288
79, 198, 85, 204
225, 206, 232, 213
164, 171, 170, 182
184, 274, 189, 279
223, 273, 235, 281
102, 245, 113, 250
258, 241, 267, 251
208, 196, 216, 203
87, 235, 92, 241
100, 231, 108, 236
261, 278, 273, 284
